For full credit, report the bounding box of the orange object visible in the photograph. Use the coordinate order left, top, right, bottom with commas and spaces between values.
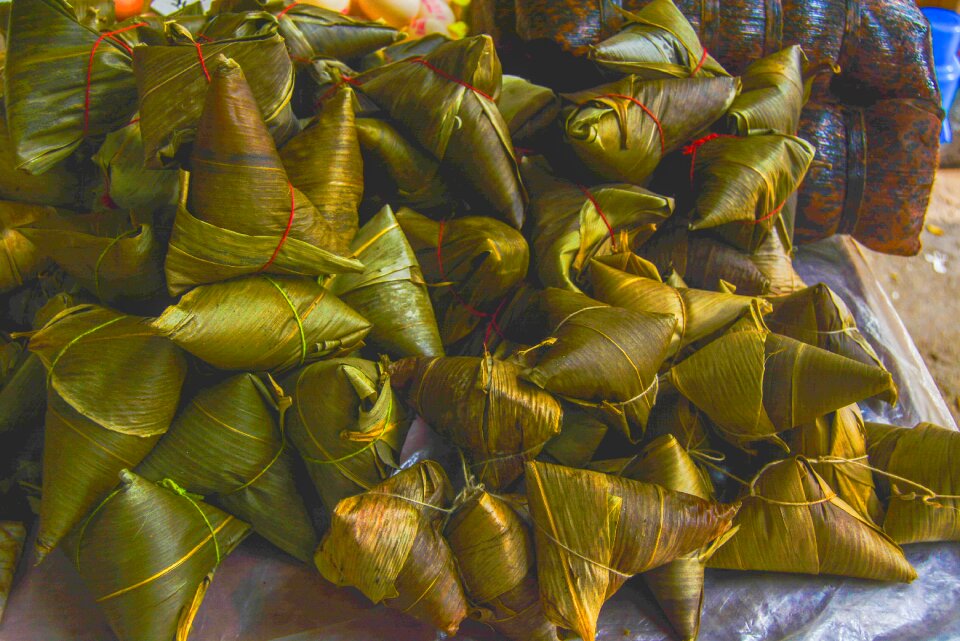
356, 0, 420, 27
113, 0, 144, 21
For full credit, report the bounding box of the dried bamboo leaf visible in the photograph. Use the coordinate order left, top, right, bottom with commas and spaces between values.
280, 86, 363, 253
646, 395, 715, 455
284, 357, 410, 511
391, 354, 562, 490
137, 373, 317, 562
786, 405, 884, 524
686, 133, 814, 252
358, 33, 451, 70
523, 157, 674, 292
587, 0, 729, 79
540, 401, 609, 468
5, 0, 139, 174
356, 117, 452, 210
315, 461, 468, 635
707, 457, 916, 582
865, 421, 960, 544
766, 283, 885, 371
724, 45, 812, 136
526, 460, 739, 641
445, 490, 559, 641
152, 275, 371, 373
329, 206, 444, 358
134, 19, 294, 167
562, 75, 740, 185
28, 304, 187, 435
748, 225, 807, 294
589, 434, 717, 641
498, 75, 560, 144
522, 288, 676, 441
91, 119, 180, 213
0, 522, 25, 624
667, 304, 897, 450
589, 259, 764, 356
275, 3, 403, 63
67, 470, 250, 641
164, 57, 363, 295
357, 36, 527, 229
396, 208, 529, 346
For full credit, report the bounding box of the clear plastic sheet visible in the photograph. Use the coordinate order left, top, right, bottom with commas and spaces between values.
2, 235, 958, 641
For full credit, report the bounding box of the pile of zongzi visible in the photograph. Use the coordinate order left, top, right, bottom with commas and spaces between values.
0, 1, 951, 640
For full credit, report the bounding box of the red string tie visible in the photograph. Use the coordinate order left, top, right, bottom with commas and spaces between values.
83, 22, 146, 137
692, 47, 709, 75
577, 184, 617, 250
741, 201, 785, 225
682, 132, 736, 184
193, 41, 211, 83
409, 57, 495, 102
595, 94, 665, 155
316, 75, 362, 105
261, 182, 296, 271
277, 1, 300, 19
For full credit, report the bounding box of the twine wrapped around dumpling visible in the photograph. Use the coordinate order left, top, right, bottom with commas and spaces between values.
588, 0, 729, 79
562, 75, 740, 185
315, 461, 468, 635
526, 460, 739, 641
5, 0, 140, 174
67, 470, 250, 641
152, 275, 371, 373
522, 288, 676, 442
356, 36, 527, 229
396, 208, 529, 347
445, 490, 559, 641
865, 421, 960, 544
163, 56, 363, 295
137, 373, 317, 563
589, 259, 764, 357
26, 305, 187, 560
786, 405, 884, 524
284, 357, 410, 512
390, 354, 562, 490
329, 206, 444, 359
589, 435, 727, 641
667, 302, 897, 450
133, 18, 294, 167
707, 457, 916, 582
522, 156, 674, 292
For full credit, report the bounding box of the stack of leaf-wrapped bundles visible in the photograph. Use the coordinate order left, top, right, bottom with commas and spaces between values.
0, 1, 953, 640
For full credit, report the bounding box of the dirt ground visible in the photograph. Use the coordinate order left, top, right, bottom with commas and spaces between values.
861, 168, 960, 424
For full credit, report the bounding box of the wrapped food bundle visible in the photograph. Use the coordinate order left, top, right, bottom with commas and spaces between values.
0, 1, 950, 640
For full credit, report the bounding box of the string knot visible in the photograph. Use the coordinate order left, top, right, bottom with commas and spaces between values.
682, 132, 723, 156
160, 478, 221, 564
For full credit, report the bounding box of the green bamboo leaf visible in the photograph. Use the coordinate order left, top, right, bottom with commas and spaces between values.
134, 18, 295, 167
562, 75, 740, 185
667, 304, 898, 450
396, 208, 529, 346
391, 354, 562, 490
0, 522, 25, 623
315, 461, 468, 635
724, 45, 813, 136
0, 200, 57, 293
540, 401, 609, 468
523, 157, 673, 292
164, 57, 363, 295
357, 36, 527, 229
137, 373, 316, 562
152, 275, 371, 373
275, 3, 403, 63
329, 205, 444, 358
588, 0, 729, 79
5, 0, 140, 174
522, 288, 676, 442
280, 86, 363, 254
498, 75, 560, 144
707, 457, 916, 582
91, 119, 180, 213
66, 470, 250, 641
284, 357, 410, 512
